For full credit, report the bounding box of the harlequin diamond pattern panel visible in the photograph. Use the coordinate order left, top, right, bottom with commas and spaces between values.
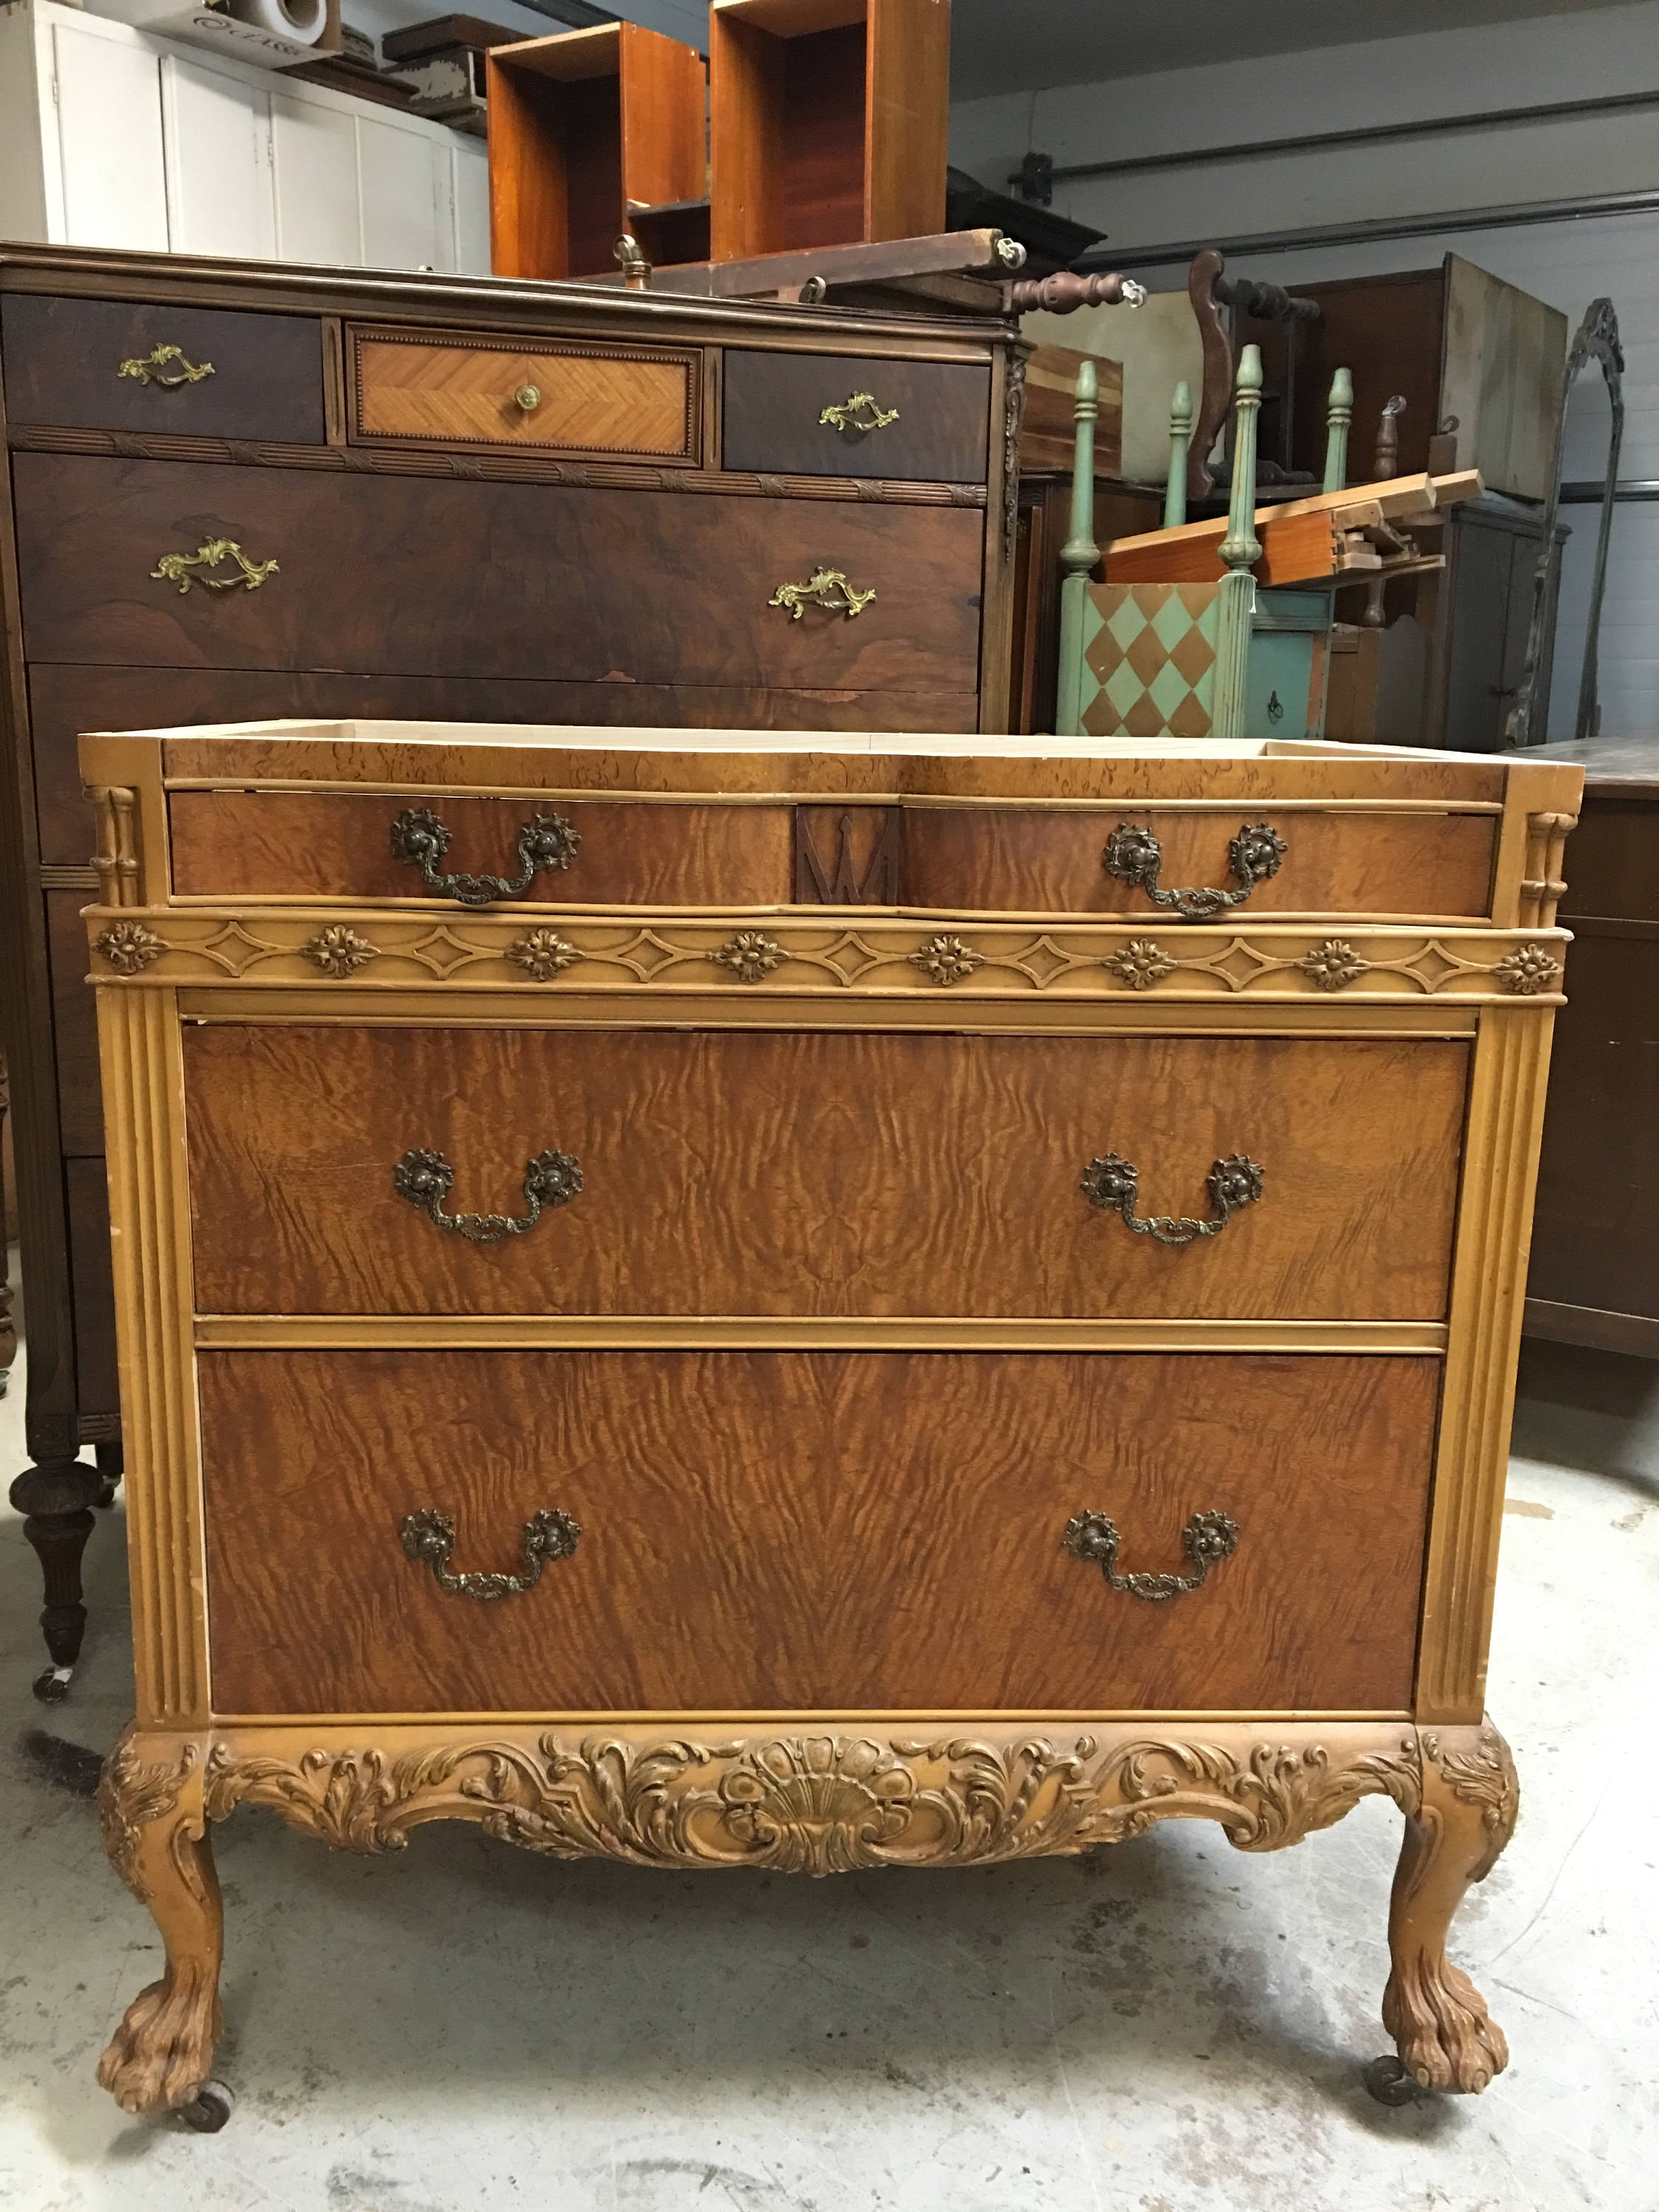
1080, 585, 1220, 739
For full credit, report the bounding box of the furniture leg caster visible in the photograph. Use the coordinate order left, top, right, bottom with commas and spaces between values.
32, 1662, 74, 1705
94, 1439, 125, 1510
1364, 2056, 1423, 2106
11, 1454, 102, 1697
177, 2081, 234, 2133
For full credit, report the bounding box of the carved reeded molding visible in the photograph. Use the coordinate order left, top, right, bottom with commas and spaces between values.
7, 423, 987, 509
1418, 1009, 1557, 1722
86, 785, 141, 909
98, 991, 207, 1725
85, 910, 1571, 1004
1519, 810, 1577, 931
189, 1722, 1425, 1874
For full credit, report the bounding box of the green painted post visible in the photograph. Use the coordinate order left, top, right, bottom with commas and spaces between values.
1055, 357, 1099, 738
1164, 380, 1192, 528
1211, 344, 1263, 744
1323, 365, 1353, 493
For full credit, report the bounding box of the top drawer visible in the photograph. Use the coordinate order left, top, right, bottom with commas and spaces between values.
349, 327, 700, 461
1, 295, 325, 443
722, 349, 990, 482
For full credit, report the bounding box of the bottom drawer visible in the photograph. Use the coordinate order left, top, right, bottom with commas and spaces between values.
199, 1350, 1436, 1716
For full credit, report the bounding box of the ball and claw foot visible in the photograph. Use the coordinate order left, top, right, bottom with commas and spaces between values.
178, 2081, 234, 2133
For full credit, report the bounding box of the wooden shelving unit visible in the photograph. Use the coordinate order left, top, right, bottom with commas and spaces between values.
487, 21, 708, 280
709, 0, 949, 262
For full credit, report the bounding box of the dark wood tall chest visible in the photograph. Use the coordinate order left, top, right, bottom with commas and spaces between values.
0, 243, 1019, 1697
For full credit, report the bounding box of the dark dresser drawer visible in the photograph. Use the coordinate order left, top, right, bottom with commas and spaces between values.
349, 327, 701, 461
1, 295, 325, 442
198, 1347, 1436, 1714
14, 455, 983, 690
722, 349, 990, 481
183, 1026, 1468, 1323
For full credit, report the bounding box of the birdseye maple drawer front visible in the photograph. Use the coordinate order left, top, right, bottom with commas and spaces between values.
198, 1348, 1436, 1715
350, 330, 700, 459
1, 293, 326, 442
13, 455, 981, 690
168, 790, 795, 905
721, 349, 992, 482
901, 806, 1499, 923
184, 1026, 1468, 1320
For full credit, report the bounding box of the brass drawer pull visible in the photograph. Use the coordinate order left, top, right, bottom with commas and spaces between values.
1062, 1510, 1239, 1602
400, 1507, 580, 1601
818, 390, 899, 436
118, 341, 215, 388
150, 538, 277, 595
389, 805, 580, 905
1081, 1151, 1263, 1245
768, 566, 877, 622
514, 383, 541, 411
394, 1147, 582, 1243
1104, 821, 1287, 922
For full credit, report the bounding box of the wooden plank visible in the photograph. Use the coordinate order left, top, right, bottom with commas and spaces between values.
1104, 471, 1482, 588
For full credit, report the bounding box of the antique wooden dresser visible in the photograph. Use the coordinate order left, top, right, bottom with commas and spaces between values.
0, 243, 1018, 1700
79, 717, 1580, 2126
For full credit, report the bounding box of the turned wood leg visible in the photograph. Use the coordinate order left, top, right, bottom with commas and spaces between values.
1379, 1722, 1518, 2096
9, 1455, 103, 1702
96, 1729, 226, 2120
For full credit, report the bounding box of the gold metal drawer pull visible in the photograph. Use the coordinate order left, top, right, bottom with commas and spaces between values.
393, 1147, 582, 1243
118, 341, 215, 388
514, 383, 541, 411
818, 390, 899, 436
768, 566, 877, 621
400, 1507, 580, 1601
150, 538, 277, 595
1062, 1510, 1239, 1603
1081, 1151, 1263, 1245
389, 805, 580, 905
1104, 821, 1287, 923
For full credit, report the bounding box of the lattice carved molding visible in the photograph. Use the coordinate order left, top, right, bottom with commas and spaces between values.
83, 909, 1571, 1004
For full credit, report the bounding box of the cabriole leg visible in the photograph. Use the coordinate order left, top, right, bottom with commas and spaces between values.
1377, 1721, 1518, 2097
96, 1728, 226, 2120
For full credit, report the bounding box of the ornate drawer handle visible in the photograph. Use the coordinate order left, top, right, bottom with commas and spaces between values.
150, 538, 277, 594
118, 342, 215, 387
768, 567, 877, 622
400, 1507, 580, 1601
389, 806, 580, 905
394, 1147, 582, 1242
1081, 1151, 1263, 1245
515, 383, 541, 411
1062, 1510, 1239, 1602
1104, 821, 1287, 922
818, 390, 899, 436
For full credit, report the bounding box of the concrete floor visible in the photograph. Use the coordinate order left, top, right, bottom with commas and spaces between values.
1, 1291, 1656, 2209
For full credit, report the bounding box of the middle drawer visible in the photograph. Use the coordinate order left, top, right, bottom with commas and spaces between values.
184, 1026, 1467, 1319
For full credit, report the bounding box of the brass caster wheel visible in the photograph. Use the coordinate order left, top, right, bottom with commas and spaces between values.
32, 1663, 72, 1705
178, 2081, 234, 2133
1365, 2056, 1424, 2107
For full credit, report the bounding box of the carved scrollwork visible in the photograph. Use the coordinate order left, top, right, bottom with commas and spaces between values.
99, 1730, 201, 1905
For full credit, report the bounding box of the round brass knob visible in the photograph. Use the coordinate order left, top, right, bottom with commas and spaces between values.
514, 383, 541, 412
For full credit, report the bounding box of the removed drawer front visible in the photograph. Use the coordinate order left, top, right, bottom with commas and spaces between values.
184, 1026, 1468, 1321
350, 328, 700, 459
722, 349, 990, 482
1, 294, 325, 442
198, 1347, 1436, 1714
13, 456, 982, 691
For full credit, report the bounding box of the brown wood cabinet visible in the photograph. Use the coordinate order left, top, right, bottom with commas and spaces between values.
1522, 737, 1659, 1356
81, 717, 1577, 2124
0, 243, 1018, 1701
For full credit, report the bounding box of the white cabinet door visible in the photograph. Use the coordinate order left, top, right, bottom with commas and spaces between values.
358, 113, 450, 273
51, 18, 168, 250
453, 136, 491, 276
270, 88, 361, 265
161, 53, 275, 260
